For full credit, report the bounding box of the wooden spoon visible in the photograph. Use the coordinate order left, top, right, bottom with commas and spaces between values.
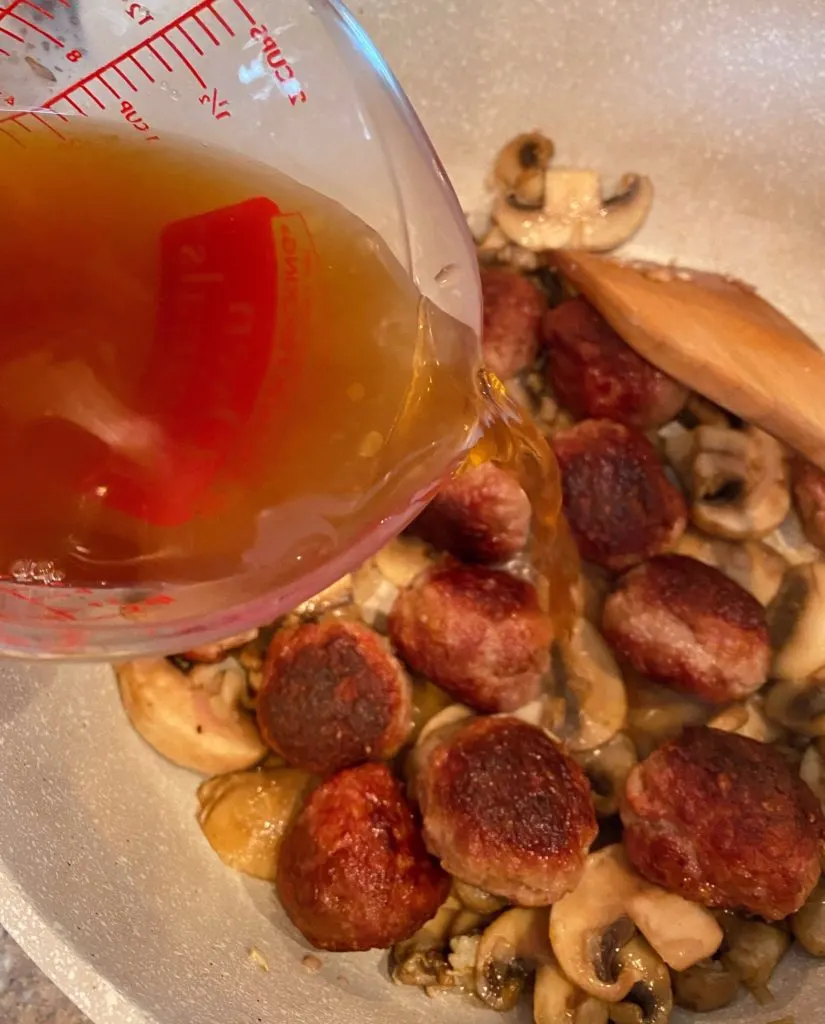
550, 250, 825, 470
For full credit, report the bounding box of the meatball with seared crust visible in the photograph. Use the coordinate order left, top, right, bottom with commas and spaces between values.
409, 462, 531, 563
552, 419, 687, 570
416, 716, 597, 905
257, 620, 412, 776
276, 763, 449, 951
622, 727, 825, 920
792, 457, 825, 551
602, 554, 770, 704
543, 296, 688, 429
480, 266, 546, 379
388, 562, 553, 713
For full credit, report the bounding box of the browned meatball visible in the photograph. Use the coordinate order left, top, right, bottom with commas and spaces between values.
409, 462, 531, 563
543, 297, 688, 428
388, 562, 553, 713
622, 727, 825, 920
480, 266, 546, 379
552, 419, 687, 571
276, 762, 449, 950
257, 620, 412, 775
601, 554, 770, 704
792, 457, 825, 550
417, 716, 596, 905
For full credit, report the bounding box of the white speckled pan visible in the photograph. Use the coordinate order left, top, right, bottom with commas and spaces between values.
1, 1, 824, 1022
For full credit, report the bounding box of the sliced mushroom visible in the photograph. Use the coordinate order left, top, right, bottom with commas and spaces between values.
182, 629, 260, 663
294, 573, 354, 617
116, 659, 267, 775
196, 767, 313, 880
475, 907, 550, 1011
411, 679, 454, 742
717, 913, 790, 1003
550, 846, 721, 1002
575, 733, 638, 818
492, 131, 555, 208
238, 636, 267, 696
689, 425, 790, 540
768, 562, 825, 679
391, 897, 461, 988
449, 908, 492, 940
671, 958, 740, 1012
657, 421, 693, 488
763, 508, 822, 567
350, 538, 432, 633
624, 671, 709, 760
544, 621, 628, 752
406, 703, 475, 794
476, 224, 542, 272
708, 697, 785, 743
534, 961, 609, 1024
792, 878, 825, 957
575, 562, 612, 625
493, 170, 653, 253
374, 537, 435, 589
415, 702, 475, 749
765, 677, 825, 738
800, 743, 825, 811
624, 884, 723, 971
453, 880, 509, 917
674, 530, 787, 606
606, 938, 673, 1024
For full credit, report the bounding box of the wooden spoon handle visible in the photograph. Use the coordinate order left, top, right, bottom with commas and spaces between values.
551, 250, 825, 470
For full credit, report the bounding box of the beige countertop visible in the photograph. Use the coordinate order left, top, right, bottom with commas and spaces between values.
0, 928, 90, 1024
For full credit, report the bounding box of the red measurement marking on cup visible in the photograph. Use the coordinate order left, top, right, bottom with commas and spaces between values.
0, 0, 65, 47
0, 0, 254, 144
0, 585, 78, 622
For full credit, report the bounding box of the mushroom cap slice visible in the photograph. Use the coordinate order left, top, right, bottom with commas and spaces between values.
768, 562, 825, 679
493, 171, 652, 254
674, 530, 786, 606
546, 620, 628, 752
800, 743, 825, 810
607, 936, 673, 1024
688, 425, 789, 541
624, 885, 723, 971
196, 767, 314, 880
549, 847, 642, 1002
708, 697, 784, 743
550, 845, 722, 1001
765, 677, 825, 738
550, 250, 825, 471
475, 906, 550, 1011
117, 659, 266, 775
534, 960, 609, 1024
492, 132, 555, 208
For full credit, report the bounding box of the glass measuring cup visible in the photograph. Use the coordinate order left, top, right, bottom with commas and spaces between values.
0, 0, 482, 658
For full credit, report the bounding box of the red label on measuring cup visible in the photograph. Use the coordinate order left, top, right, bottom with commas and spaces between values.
105, 197, 311, 526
